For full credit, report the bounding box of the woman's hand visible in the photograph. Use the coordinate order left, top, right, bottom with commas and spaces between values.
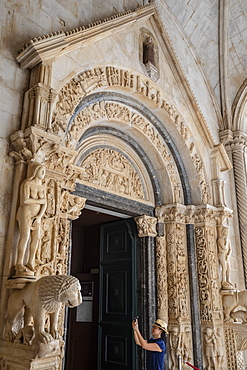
132, 319, 139, 331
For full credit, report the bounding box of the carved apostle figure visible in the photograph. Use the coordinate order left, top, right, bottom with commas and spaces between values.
15, 164, 46, 275
215, 328, 224, 370
217, 226, 233, 289
180, 327, 192, 368
204, 328, 217, 370
170, 326, 180, 369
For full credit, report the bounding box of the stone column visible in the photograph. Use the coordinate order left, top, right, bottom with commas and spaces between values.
231, 138, 247, 286
194, 205, 231, 370
135, 215, 157, 370
156, 204, 193, 370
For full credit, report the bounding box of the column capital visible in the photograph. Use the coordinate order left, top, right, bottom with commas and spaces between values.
134, 215, 157, 237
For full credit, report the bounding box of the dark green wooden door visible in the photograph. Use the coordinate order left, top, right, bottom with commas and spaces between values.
98, 218, 137, 370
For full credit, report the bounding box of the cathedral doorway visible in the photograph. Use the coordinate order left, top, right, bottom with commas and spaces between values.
65, 207, 138, 370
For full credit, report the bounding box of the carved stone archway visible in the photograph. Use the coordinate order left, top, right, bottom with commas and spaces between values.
0, 3, 236, 364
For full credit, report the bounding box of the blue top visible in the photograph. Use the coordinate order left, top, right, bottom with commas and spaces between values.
146, 337, 166, 370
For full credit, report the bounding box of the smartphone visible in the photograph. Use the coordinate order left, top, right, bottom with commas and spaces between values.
133, 316, 139, 322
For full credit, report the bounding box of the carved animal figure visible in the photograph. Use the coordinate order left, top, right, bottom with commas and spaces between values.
230, 310, 247, 323
223, 290, 247, 321
5, 275, 82, 343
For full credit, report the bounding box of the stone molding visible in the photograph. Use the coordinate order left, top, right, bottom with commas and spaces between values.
16, 4, 156, 69
219, 0, 232, 131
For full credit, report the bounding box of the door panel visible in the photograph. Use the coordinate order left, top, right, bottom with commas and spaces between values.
98, 219, 137, 370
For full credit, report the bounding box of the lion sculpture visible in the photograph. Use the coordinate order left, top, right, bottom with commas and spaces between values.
4, 275, 82, 344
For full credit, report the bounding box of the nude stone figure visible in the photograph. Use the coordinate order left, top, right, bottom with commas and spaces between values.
15, 164, 46, 275
217, 226, 233, 289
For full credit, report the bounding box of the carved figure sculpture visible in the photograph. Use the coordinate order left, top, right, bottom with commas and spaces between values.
223, 289, 247, 321
15, 164, 47, 275
180, 327, 192, 368
143, 36, 155, 66
204, 328, 216, 370
169, 326, 180, 369
217, 226, 233, 289
215, 328, 224, 370
4, 275, 82, 344
14, 325, 34, 345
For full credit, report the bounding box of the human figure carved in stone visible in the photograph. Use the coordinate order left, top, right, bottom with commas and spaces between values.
135, 215, 157, 236
143, 36, 155, 65
204, 328, 217, 370
39, 231, 51, 263
68, 196, 86, 217
215, 328, 224, 370
4, 275, 82, 344
15, 164, 47, 275
169, 326, 181, 369
217, 226, 233, 289
46, 187, 56, 217
14, 325, 34, 345
180, 327, 192, 369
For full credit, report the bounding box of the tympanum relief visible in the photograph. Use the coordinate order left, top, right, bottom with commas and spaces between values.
79, 148, 145, 200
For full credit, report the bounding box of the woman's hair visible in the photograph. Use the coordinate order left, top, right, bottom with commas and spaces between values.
161, 331, 167, 343
29, 164, 44, 180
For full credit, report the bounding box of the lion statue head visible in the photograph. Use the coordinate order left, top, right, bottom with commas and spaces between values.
37, 275, 82, 312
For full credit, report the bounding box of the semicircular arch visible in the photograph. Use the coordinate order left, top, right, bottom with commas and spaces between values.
51, 67, 209, 206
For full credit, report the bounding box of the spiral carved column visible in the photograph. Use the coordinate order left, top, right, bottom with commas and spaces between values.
231, 139, 247, 286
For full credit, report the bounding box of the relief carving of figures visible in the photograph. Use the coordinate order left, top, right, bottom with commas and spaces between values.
165, 219, 190, 323
180, 327, 192, 369
215, 328, 224, 370
195, 222, 222, 322
46, 186, 56, 218
169, 326, 180, 370
15, 164, 47, 277
204, 327, 217, 370
67, 195, 86, 219
79, 149, 145, 200
134, 215, 157, 237
4, 275, 82, 357
155, 236, 168, 320
217, 226, 233, 289
36, 230, 51, 264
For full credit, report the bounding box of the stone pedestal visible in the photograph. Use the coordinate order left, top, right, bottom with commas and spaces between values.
0, 340, 63, 370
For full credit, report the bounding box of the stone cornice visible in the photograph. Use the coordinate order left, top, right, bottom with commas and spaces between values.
16, 4, 155, 69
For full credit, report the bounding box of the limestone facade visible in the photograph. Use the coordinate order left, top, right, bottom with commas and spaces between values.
0, 1, 247, 369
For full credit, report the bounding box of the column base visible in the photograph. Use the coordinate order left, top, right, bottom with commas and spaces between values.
0, 339, 63, 370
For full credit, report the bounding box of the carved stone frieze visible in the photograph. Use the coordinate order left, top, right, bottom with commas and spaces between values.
195, 225, 222, 323
78, 148, 145, 200
155, 235, 168, 321
166, 222, 190, 324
